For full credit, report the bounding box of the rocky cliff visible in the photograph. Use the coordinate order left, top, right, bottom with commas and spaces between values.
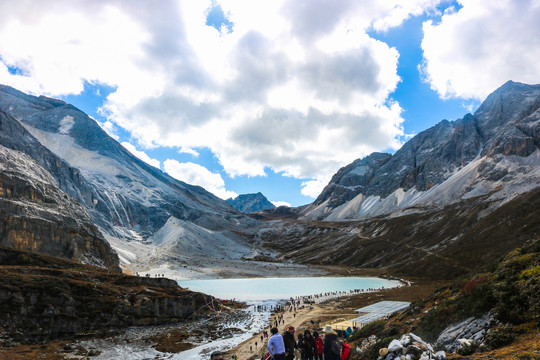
0, 246, 216, 343
227, 192, 276, 213
304, 81, 540, 220
0, 109, 120, 272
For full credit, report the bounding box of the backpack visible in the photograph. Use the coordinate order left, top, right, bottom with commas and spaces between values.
330, 339, 341, 355
315, 338, 323, 354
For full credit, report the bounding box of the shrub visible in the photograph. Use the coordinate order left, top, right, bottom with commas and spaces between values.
485, 325, 516, 349
348, 320, 385, 342
456, 340, 480, 356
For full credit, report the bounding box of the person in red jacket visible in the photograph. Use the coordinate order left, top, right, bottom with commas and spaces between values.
313, 331, 324, 360
340, 341, 350, 360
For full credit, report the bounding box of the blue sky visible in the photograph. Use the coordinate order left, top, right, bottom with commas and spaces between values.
1, 0, 538, 207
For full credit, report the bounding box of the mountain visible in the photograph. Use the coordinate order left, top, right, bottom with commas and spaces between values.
227, 192, 276, 213
0, 85, 262, 277
302, 81, 540, 221
0, 108, 120, 272
256, 81, 540, 280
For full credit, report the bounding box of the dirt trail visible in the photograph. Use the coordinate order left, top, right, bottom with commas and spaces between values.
226, 297, 350, 360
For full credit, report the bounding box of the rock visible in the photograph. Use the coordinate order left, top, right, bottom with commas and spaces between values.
379, 347, 389, 356
400, 335, 412, 347
388, 339, 403, 352
406, 345, 423, 358
437, 312, 494, 352
434, 350, 447, 360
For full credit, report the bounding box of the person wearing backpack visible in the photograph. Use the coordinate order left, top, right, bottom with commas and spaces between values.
322, 325, 340, 360
313, 331, 324, 360
340, 341, 350, 360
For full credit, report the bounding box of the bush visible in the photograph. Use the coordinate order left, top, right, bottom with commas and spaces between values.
456, 340, 480, 356
348, 320, 385, 342
485, 325, 516, 349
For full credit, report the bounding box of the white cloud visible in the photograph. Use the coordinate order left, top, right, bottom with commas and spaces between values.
271, 200, 291, 208
301, 176, 332, 199
178, 146, 200, 157
97, 119, 120, 140
121, 142, 161, 169
421, 0, 540, 99
163, 159, 237, 200
0, 0, 447, 192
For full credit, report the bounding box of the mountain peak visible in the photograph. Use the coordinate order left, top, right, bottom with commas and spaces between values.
303, 81, 540, 221
227, 192, 275, 213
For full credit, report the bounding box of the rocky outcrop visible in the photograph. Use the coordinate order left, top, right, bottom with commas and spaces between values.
315, 153, 391, 208
437, 312, 496, 352
0, 109, 120, 272
227, 192, 276, 213
0, 246, 216, 343
371, 333, 446, 360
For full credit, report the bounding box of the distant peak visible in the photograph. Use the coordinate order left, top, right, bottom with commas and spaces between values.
227, 192, 275, 213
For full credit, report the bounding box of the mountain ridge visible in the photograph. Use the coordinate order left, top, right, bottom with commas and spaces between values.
302, 80, 540, 221
0, 84, 263, 277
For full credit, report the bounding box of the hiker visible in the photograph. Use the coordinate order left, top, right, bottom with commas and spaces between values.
297, 333, 305, 360
268, 327, 286, 360
322, 325, 340, 360
283, 326, 296, 360
210, 351, 225, 360
313, 331, 324, 360
340, 341, 350, 360
302, 330, 317, 360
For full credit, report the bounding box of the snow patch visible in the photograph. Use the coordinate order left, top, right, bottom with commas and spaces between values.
58, 115, 74, 134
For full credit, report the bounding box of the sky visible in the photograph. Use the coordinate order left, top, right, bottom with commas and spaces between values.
1, 0, 539, 207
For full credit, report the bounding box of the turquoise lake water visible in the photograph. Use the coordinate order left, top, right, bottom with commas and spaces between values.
177, 276, 401, 301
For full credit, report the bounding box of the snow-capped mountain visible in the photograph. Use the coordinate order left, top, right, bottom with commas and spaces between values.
227, 192, 276, 213
0, 85, 261, 276
302, 81, 540, 221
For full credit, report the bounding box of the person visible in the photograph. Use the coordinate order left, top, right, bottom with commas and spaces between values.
322, 325, 340, 360
340, 341, 350, 360
210, 351, 225, 360
283, 326, 297, 360
313, 331, 324, 360
268, 327, 286, 360
302, 330, 317, 360
297, 333, 305, 360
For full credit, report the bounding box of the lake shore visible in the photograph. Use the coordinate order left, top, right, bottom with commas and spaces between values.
0, 268, 446, 360
221, 277, 448, 360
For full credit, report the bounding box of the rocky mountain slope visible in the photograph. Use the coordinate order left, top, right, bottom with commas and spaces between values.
0, 85, 262, 277
227, 192, 276, 213
303, 81, 540, 221
256, 82, 540, 280
257, 187, 540, 279
0, 109, 120, 272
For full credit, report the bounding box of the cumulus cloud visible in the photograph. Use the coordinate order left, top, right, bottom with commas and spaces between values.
121, 142, 160, 169
272, 200, 291, 208
163, 159, 237, 200
421, 0, 540, 99
0, 0, 446, 198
